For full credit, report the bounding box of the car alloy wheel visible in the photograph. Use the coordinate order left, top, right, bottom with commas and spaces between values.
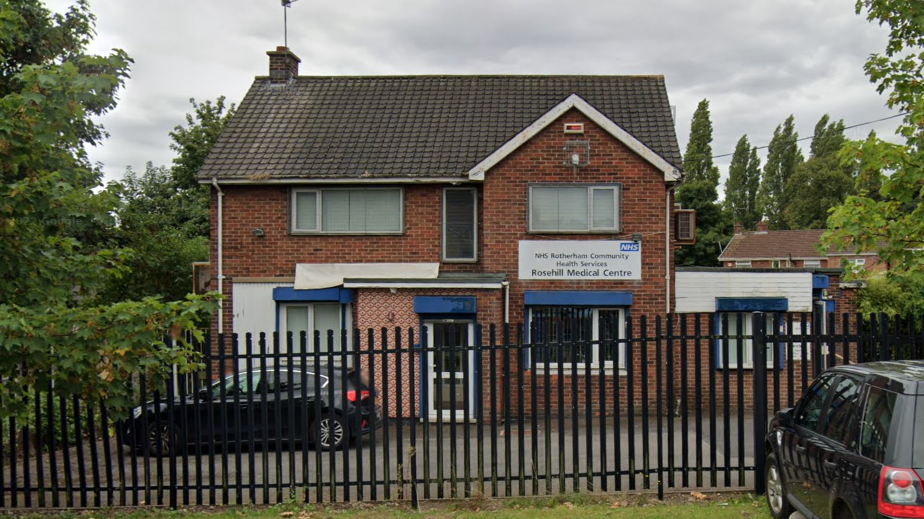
315, 415, 345, 450
767, 464, 784, 514
147, 423, 176, 456
765, 453, 793, 519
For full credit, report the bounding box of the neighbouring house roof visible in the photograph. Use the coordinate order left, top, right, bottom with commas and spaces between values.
198, 75, 683, 183
719, 229, 828, 261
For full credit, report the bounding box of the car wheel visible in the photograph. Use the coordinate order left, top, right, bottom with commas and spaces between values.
311, 414, 346, 451
146, 422, 180, 457
766, 453, 793, 519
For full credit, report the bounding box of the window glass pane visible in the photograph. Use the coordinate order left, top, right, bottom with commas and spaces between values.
286, 306, 310, 351
795, 374, 835, 431
531, 187, 560, 231
861, 387, 897, 463
294, 191, 317, 230
822, 376, 861, 443
365, 189, 401, 232
592, 189, 616, 228
531, 187, 588, 231
557, 187, 589, 230
444, 189, 476, 260
321, 190, 350, 232
348, 190, 368, 232
726, 314, 743, 367
598, 309, 621, 362
213, 373, 261, 398
531, 307, 593, 363
314, 303, 341, 352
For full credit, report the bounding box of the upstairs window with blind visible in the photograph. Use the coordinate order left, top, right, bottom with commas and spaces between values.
291, 188, 403, 234
528, 184, 621, 233
443, 188, 478, 262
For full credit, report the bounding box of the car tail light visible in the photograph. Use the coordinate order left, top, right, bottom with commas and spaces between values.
879, 466, 924, 518
345, 390, 370, 402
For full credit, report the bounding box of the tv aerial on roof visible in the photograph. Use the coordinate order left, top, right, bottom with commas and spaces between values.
280, 0, 302, 49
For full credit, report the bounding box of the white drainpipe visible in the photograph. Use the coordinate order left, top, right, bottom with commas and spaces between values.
502, 281, 510, 324
211, 178, 225, 333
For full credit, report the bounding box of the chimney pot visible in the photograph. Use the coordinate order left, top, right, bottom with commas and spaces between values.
734, 222, 743, 234
267, 46, 301, 83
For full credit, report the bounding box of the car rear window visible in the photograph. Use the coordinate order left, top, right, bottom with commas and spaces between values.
916, 397, 924, 468
860, 386, 898, 463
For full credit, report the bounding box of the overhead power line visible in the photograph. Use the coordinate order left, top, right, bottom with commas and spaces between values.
711, 112, 909, 159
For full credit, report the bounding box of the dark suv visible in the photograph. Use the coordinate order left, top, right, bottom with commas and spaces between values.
766, 361, 924, 519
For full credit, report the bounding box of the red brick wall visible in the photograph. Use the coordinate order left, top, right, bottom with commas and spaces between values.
481, 107, 675, 321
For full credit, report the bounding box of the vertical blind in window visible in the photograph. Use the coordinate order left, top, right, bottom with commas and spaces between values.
321, 189, 401, 233
529, 185, 620, 232
444, 188, 477, 260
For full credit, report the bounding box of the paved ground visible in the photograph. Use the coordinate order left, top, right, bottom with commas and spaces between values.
1, 415, 760, 507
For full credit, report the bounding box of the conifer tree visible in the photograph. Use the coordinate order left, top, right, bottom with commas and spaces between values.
724, 135, 761, 230
676, 99, 730, 266
758, 115, 804, 229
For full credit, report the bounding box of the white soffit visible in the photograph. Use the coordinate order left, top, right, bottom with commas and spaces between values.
294, 263, 440, 290
467, 93, 682, 182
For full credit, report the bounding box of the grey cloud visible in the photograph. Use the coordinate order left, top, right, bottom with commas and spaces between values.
41, 0, 902, 188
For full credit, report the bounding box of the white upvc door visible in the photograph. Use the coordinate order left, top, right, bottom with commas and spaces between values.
424, 321, 476, 423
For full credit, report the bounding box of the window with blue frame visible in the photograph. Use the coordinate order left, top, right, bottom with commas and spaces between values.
279, 302, 349, 354
529, 307, 625, 368
716, 313, 779, 369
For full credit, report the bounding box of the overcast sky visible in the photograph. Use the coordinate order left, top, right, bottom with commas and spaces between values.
46, 0, 900, 192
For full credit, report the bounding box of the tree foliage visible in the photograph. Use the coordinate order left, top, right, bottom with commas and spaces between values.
675, 99, 730, 266
822, 0, 924, 281
169, 96, 235, 190
0, 0, 216, 420
724, 135, 761, 230
784, 115, 856, 229
856, 275, 924, 317
758, 115, 804, 230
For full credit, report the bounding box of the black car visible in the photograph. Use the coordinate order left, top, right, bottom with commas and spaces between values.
122, 366, 376, 455
765, 361, 924, 519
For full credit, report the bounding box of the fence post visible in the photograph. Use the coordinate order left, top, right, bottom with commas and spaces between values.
751, 312, 768, 496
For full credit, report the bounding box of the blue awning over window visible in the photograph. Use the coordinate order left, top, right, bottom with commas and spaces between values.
272, 287, 355, 304
715, 297, 788, 312
524, 290, 633, 306
414, 296, 477, 314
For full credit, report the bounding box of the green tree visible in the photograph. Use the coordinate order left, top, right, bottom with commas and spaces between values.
0, 0, 215, 419
784, 115, 856, 229
676, 99, 730, 266
99, 96, 234, 303
169, 96, 235, 190
758, 115, 804, 229
856, 275, 924, 317
724, 135, 761, 230
822, 0, 924, 282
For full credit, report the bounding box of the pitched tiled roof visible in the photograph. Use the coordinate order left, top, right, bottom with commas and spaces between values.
719, 230, 828, 260
198, 75, 682, 181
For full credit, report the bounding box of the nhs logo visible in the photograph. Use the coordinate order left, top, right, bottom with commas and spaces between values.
620, 242, 640, 252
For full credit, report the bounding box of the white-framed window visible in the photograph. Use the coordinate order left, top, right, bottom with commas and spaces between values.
771, 260, 782, 268
442, 187, 477, 262
291, 188, 403, 234
528, 184, 621, 233
853, 258, 866, 267
528, 307, 626, 370
278, 302, 350, 354
717, 313, 778, 369
736, 261, 752, 268
804, 260, 822, 268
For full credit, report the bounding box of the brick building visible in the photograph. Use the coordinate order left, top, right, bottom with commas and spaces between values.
719, 223, 886, 271
198, 47, 688, 418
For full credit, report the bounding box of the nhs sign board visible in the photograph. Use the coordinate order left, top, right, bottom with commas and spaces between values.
518, 240, 642, 281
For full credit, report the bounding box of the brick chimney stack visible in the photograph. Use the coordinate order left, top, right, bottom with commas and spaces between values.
734, 221, 743, 234
756, 220, 769, 232
267, 46, 300, 83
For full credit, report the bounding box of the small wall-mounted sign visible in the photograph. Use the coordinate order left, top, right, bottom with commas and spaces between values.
563, 122, 584, 134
